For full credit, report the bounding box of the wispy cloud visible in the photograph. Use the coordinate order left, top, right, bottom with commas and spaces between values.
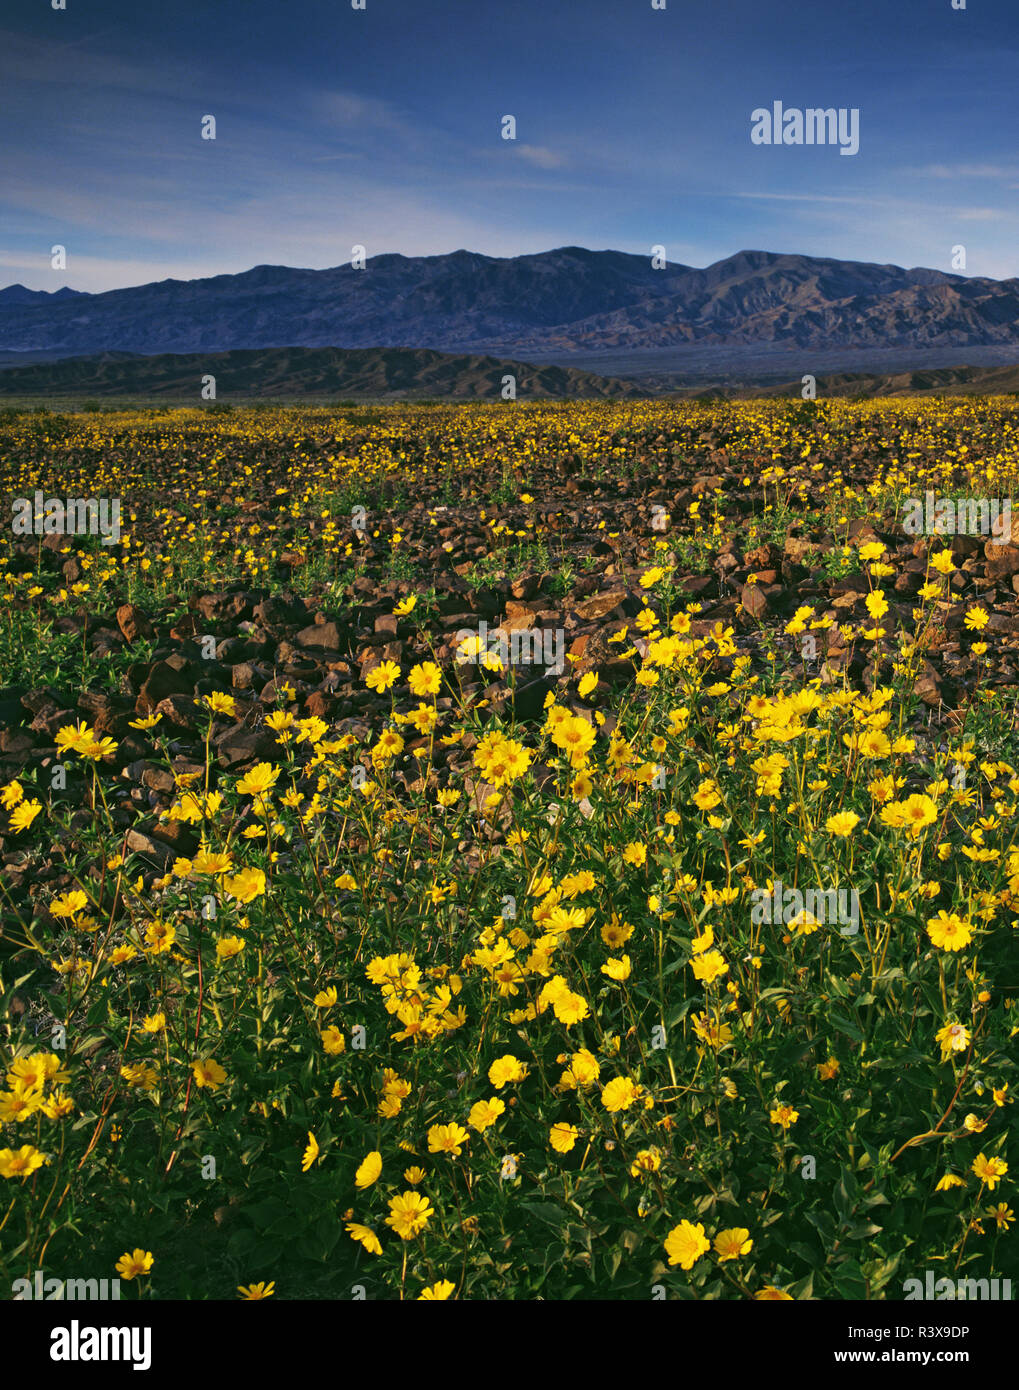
919, 163, 1019, 179
515, 145, 568, 170
728, 192, 877, 205
308, 90, 422, 142
0, 27, 198, 94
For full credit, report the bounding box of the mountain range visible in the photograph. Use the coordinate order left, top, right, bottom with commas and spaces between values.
1, 348, 1015, 403
0, 346, 641, 400
1, 247, 1017, 361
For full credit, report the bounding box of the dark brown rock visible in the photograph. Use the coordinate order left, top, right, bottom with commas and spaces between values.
117, 603, 154, 643
740, 584, 769, 619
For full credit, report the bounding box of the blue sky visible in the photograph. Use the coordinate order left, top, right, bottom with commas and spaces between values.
2, 0, 1016, 291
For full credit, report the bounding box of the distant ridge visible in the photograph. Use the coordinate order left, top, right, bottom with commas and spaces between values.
1, 347, 1017, 403
0, 345, 643, 399
745, 363, 1019, 399
1, 247, 1016, 359
0, 284, 86, 307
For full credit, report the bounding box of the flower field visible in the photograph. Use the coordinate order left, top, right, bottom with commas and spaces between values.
0, 397, 1016, 1300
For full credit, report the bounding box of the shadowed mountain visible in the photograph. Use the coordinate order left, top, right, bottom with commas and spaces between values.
0, 284, 86, 308
650, 363, 1019, 399
1, 247, 1016, 358
1, 349, 1016, 403
0, 345, 643, 399
744, 363, 1019, 399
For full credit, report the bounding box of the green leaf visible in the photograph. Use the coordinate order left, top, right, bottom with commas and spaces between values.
830, 1013, 864, 1042
518, 1201, 567, 1230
